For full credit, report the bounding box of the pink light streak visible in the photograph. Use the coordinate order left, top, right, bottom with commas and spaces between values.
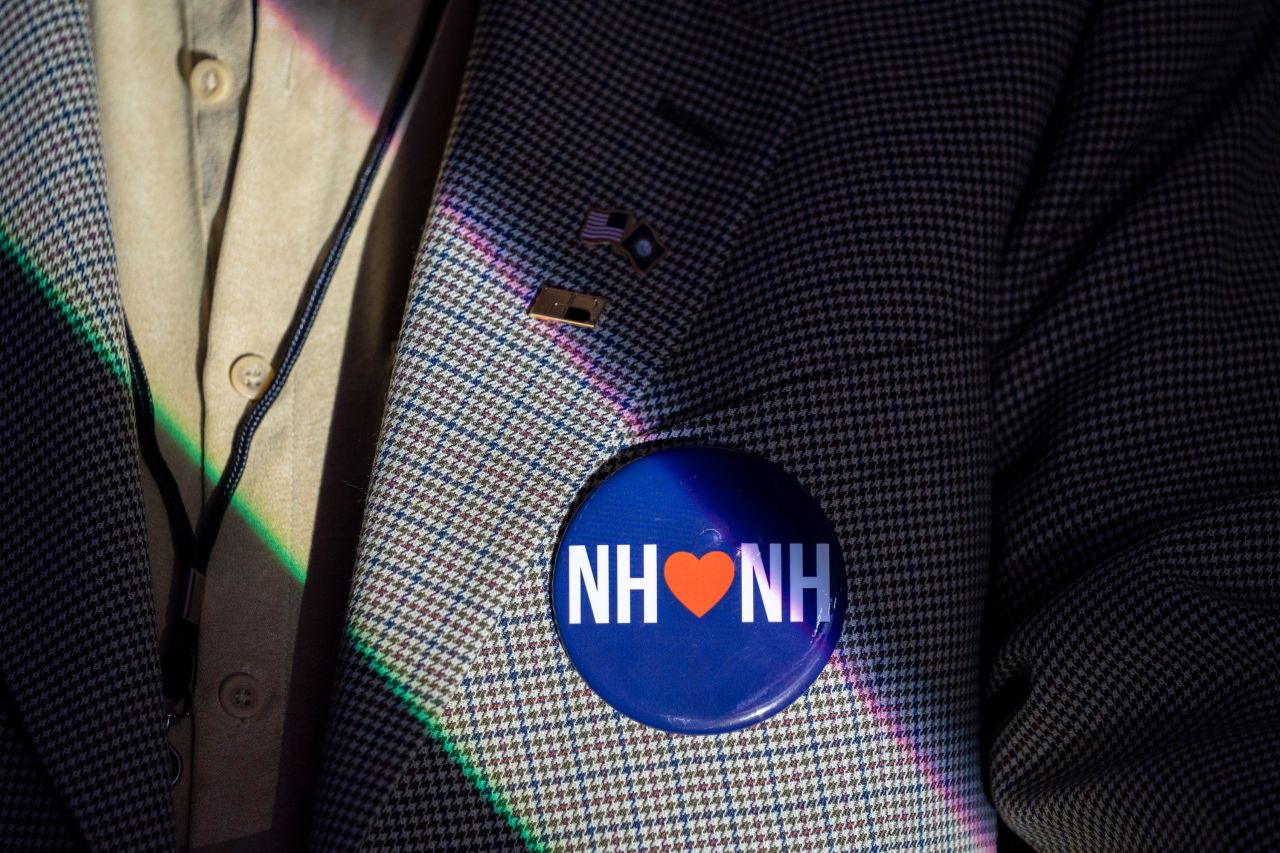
262, 0, 996, 844
830, 651, 997, 850
260, 0, 408, 137
435, 196, 650, 438
437, 197, 996, 850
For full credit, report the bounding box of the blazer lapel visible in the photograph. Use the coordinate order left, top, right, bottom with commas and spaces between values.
0, 1, 173, 848
312, 0, 814, 845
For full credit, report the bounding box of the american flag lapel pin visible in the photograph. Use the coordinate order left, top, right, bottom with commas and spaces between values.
580, 205, 667, 275
532, 206, 663, 329
581, 207, 634, 248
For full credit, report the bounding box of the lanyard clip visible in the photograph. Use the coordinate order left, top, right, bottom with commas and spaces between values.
162, 706, 188, 787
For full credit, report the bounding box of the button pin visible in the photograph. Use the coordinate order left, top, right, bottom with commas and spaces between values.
551, 446, 846, 734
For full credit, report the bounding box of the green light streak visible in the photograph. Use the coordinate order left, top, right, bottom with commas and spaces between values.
3, 224, 542, 849
0, 226, 129, 383
349, 631, 546, 851
148, 401, 307, 585
0, 224, 307, 583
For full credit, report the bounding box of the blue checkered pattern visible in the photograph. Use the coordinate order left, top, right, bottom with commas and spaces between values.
1, 0, 1278, 850
0, 1, 173, 850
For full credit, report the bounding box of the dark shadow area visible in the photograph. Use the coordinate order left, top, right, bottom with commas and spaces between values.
270, 0, 488, 841
0, 674, 87, 851
313, 648, 531, 851
0, 249, 174, 848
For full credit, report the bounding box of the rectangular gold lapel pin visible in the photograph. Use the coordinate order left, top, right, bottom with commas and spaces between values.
528, 284, 608, 329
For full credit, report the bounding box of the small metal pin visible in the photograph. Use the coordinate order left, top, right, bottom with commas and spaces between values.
620, 221, 665, 274
528, 285, 608, 329
580, 206, 667, 275
164, 710, 186, 786
581, 208, 634, 246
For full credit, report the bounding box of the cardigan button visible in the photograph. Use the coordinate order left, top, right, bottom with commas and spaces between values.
189, 57, 235, 106
218, 672, 267, 719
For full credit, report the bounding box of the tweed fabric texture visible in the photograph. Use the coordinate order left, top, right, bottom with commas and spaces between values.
0, 0, 1278, 850
338, 0, 1279, 848
990, 491, 1280, 851
328, 0, 1014, 847
0, 0, 173, 850
983, 0, 1280, 846
365, 338, 994, 851
311, 0, 826, 846
0, 693, 78, 851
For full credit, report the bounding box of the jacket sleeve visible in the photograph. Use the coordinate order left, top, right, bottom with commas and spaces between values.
985, 0, 1280, 849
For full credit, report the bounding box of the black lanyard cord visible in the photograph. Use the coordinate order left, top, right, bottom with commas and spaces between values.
124, 0, 449, 716
125, 330, 201, 705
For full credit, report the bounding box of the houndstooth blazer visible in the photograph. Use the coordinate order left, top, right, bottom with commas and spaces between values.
1, 0, 1278, 850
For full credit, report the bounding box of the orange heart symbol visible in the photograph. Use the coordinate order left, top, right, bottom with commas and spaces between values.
663, 551, 735, 618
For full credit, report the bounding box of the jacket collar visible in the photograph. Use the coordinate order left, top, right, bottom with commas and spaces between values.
0, 0, 812, 845
0, 0, 175, 848
310, 0, 813, 844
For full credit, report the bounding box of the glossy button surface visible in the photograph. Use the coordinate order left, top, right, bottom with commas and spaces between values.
551, 446, 847, 734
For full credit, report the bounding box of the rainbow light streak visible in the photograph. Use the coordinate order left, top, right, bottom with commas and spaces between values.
350, 633, 548, 851
435, 196, 649, 438
260, 0, 400, 132
0, 226, 128, 384
0, 218, 541, 847
5, 193, 993, 851
2, 0, 994, 845
830, 652, 998, 851
7, 221, 305, 582
433, 202, 996, 850
268, 0, 1002, 814
2, 0, 539, 843
0, 225, 305, 585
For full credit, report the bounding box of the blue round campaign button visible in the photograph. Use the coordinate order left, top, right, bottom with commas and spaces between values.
551, 446, 846, 734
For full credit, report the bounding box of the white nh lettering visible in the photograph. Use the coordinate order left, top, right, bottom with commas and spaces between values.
788, 542, 832, 623
568, 543, 831, 624
615, 543, 659, 624
569, 544, 610, 624
739, 543, 783, 622
741, 542, 831, 623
